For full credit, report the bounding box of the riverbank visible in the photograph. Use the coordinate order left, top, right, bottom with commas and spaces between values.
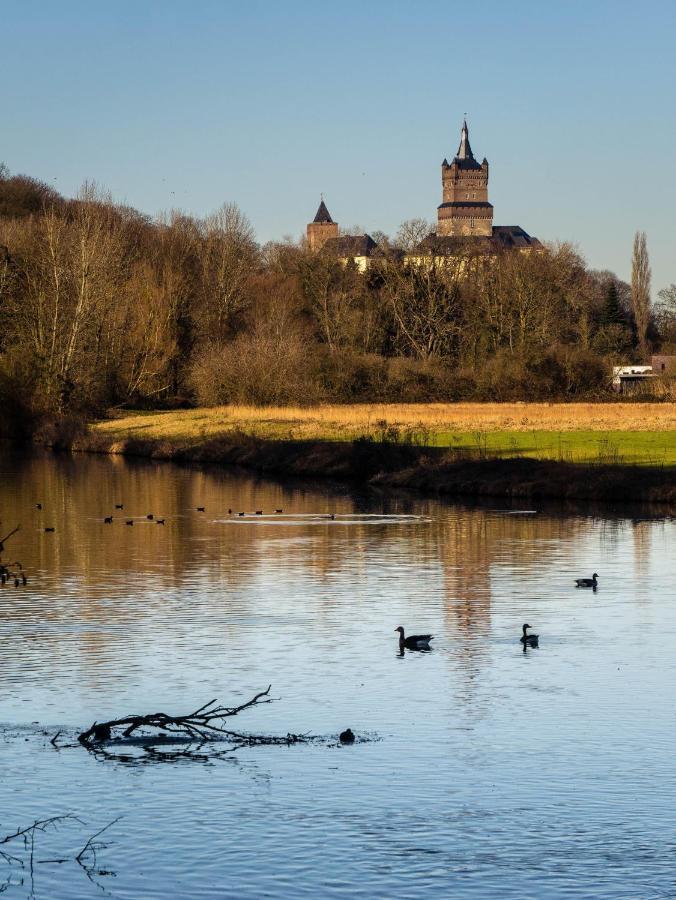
60, 427, 676, 506
92, 403, 676, 465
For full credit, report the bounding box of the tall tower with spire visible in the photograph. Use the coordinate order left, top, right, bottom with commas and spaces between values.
437, 121, 493, 237
307, 199, 339, 251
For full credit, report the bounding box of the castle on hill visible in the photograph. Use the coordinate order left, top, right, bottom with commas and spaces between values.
307, 120, 541, 268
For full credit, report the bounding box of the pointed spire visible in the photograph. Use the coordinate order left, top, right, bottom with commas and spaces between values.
313, 199, 334, 224
456, 119, 474, 161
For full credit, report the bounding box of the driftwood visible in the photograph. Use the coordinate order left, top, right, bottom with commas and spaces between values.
78, 687, 276, 745
74, 687, 320, 764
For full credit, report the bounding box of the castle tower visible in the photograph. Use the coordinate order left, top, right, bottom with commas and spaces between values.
437, 121, 493, 237
307, 199, 339, 251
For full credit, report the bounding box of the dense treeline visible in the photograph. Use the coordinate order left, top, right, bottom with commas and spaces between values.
0, 166, 674, 426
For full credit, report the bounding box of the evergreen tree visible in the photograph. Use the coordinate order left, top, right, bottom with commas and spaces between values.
601, 280, 625, 325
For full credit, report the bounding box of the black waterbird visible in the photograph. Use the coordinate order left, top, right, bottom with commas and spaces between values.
339, 728, 355, 744
520, 624, 539, 647
104, 516, 113, 524
575, 573, 598, 588
395, 626, 433, 651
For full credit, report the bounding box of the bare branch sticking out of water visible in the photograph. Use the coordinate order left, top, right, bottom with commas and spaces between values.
77, 687, 276, 746
1, 814, 121, 894
0, 525, 20, 553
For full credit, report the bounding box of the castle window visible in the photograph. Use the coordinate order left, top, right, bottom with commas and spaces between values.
470, 217, 475, 228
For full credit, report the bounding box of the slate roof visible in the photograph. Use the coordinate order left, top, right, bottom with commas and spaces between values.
491, 226, 543, 249
438, 201, 494, 210
413, 226, 542, 256
313, 200, 334, 224
456, 120, 473, 160
322, 234, 377, 257
443, 120, 486, 170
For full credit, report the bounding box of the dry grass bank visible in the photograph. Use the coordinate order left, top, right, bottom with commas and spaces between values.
93, 403, 676, 465
98, 402, 676, 438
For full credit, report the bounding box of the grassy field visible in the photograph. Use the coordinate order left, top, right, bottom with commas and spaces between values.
94, 403, 676, 466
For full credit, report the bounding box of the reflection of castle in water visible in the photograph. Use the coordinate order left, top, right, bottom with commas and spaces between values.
0, 450, 641, 692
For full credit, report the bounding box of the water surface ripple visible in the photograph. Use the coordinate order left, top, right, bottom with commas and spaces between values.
0, 448, 674, 898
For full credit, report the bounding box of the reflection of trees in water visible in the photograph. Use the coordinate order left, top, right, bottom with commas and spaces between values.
0, 450, 654, 690
631, 520, 653, 580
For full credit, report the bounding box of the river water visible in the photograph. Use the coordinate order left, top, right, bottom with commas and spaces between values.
0, 447, 674, 899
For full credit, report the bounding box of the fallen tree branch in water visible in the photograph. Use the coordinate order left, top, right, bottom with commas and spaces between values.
75, 687, 324, 763
77, 686, 275, 745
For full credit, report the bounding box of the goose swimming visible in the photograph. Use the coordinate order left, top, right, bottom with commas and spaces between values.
575, 573, 598, 588
519, 624, 539, 647
395, 626, 433, 651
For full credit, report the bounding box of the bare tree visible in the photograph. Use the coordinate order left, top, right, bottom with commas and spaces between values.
394, 218, 434, 252
631, 231, 651, 359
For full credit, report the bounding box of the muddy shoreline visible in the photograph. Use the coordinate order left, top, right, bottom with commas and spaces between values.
40, 430, 676, 508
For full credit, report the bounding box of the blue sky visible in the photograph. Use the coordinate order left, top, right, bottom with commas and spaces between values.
1, 0, 674, 291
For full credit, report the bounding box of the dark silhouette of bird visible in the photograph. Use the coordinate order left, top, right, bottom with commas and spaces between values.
36, 503, 42, 510
147, 514, 154, 520
156, 519, 165, 525
520, 624, 539, 647
115, 504, 123, 510
275, 509, 283, 514
339, 728, 355, 744
238, 512, 245, 517
196, 507, 205, 512
395, 626, 433, 651
228, 508, 233, 514
44, 527, 55, 533
104, 516, 113, 524
125, 520, 134, 526
575, 573, 598, 588
255, 510, 263, 515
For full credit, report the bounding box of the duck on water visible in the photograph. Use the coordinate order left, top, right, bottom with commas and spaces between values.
575, 573, 598, 588
520, 624, 539, 648
395, 627, 433, 652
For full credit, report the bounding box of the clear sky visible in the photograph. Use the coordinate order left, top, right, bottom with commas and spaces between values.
1, 0, 674, 291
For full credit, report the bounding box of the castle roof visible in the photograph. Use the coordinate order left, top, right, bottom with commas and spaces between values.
313, 200, 334, 224
449, 120, 484, 170
322, 234, 377, 257
491, 226, 542, 249
456, 120, 473, 160
413, 226, 542, 256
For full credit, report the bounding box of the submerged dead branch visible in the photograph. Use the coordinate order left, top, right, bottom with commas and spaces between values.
0, 814, 118, 894
78, 687, 275, 746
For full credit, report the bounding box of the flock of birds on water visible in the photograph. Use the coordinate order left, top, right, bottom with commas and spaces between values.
2, 501, 601, 741
1, 501, 343, 588
3, 502, 601, 647
397, 572, 599, 653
